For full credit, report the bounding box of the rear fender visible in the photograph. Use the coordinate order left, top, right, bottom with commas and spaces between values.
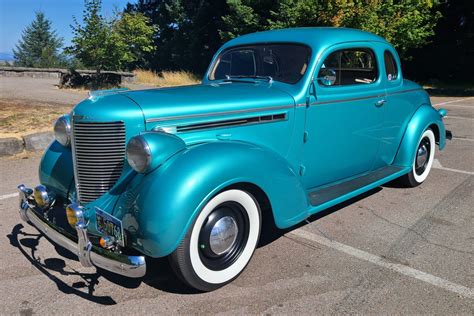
393, 104, 446, 168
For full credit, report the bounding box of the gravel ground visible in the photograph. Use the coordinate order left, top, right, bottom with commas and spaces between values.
0, 94, 472, 314
0, 77, 153, 106
0, 77, 88, 106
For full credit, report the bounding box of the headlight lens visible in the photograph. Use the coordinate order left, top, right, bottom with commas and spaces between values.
126, 136, 151, 173
54, 115, 71, 146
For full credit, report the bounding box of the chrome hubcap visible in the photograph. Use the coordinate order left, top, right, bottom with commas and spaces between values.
416, 144, 428, 168
415, 136, 431, 176
199, 201, 249, 271
209, 216, 239, 255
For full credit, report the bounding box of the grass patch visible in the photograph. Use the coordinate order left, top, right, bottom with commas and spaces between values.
0, 99, 71, 138
134, 70, 200, 87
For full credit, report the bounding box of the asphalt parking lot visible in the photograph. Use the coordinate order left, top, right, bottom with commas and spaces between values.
0, 96, 472, 314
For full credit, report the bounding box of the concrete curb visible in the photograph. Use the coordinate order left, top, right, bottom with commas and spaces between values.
23, 131, 54, 152
0, 131, 53, 156
0, 137, 24, 156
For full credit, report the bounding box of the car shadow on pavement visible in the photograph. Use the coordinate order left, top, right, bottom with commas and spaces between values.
7, 224, 199, 304
7, 224, 118, 305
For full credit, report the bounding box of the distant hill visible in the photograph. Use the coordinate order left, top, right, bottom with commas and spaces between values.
0, 52, 14, 61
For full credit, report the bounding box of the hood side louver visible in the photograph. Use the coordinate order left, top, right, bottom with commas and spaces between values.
176, 113, 286, 133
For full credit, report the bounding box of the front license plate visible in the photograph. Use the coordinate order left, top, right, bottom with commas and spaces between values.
95, 208, 124, 246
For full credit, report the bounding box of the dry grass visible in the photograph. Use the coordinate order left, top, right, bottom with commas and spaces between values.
134, 70, 200, 87
0, 99, 71, 138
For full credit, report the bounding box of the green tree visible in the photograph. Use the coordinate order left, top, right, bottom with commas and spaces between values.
66, 0, 114, 72
66, 0, 155, 72
13, 11, 64, 67
220, 0, 279, 41
125, 0, 230, 73
112, 12, 156, 70
221, 0, 441, 57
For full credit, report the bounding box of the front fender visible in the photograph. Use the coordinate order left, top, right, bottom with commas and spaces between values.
393, 104, 446, 168
117, 141, 308, 257
39, 140, 74, 199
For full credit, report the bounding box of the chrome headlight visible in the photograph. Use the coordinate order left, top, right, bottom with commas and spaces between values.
54, 115, 71, 146
126, 136, 151, 173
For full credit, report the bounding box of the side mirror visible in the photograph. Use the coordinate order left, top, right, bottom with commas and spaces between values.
317, 69, 337, 86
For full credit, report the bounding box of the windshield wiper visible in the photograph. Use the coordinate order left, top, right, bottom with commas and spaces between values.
225, 75, 273, 83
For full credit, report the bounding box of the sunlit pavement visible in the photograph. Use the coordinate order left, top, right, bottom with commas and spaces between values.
0, 96, 472, 314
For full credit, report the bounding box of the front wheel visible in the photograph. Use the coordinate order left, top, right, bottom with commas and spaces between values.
400, 128, 436, 187
169, 189, 261, 291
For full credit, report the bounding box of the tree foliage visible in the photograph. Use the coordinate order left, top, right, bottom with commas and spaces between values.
126, 0, 441, 74
264, 0, 441, 57
66, 0, 155, 72
404, 0, 473, 83
13, 11, 64, 68
125, 0, 229, 73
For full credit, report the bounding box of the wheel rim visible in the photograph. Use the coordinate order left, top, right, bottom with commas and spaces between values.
415, 136, 431, 176
198, 201, 250, 271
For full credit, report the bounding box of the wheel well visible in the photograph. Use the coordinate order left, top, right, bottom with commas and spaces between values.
429, 123, 440, 144
225, 182, 275, 227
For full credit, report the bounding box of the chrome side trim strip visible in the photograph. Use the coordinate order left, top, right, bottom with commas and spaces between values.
311, 93, 385, 106
145, 104, 294, 123
145, 88, 422, 123
310, 88, 422, 106
387, 88, 423, 96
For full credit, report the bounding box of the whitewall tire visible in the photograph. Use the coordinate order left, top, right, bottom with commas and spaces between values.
169, 189, 261, 291
400, 128, 436, 187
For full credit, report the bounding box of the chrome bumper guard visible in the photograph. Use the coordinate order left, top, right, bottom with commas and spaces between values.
17, 185, 146, 278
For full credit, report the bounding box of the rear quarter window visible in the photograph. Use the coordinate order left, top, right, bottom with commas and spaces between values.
384, 50, 398, 81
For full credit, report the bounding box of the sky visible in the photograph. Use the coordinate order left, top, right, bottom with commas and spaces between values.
0, 0, 135, 56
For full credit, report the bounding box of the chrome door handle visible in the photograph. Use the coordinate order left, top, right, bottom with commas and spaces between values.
375, 99, 386, 107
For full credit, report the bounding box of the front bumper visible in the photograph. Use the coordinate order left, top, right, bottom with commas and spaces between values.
17, 185, 146, 278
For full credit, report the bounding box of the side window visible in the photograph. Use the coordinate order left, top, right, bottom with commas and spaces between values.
318, 48, 378, 86
384, 50, 398, 81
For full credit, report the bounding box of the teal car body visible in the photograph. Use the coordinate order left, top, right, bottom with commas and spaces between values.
22, 28, 448, 279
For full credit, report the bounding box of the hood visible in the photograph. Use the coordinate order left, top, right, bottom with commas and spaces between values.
71, 93, 146, 139
123, 82, 295, 125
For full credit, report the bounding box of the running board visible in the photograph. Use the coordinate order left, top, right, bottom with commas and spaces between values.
308, 166, 405, 207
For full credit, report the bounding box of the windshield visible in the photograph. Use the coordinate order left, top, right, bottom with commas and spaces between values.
209, 43, 311, 84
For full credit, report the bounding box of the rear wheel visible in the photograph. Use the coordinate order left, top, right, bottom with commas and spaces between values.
169, 189, 261, 291
400, 128, 435, 187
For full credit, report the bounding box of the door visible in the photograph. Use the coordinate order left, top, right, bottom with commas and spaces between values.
301, 44, 385, 189
377, 47, 418, 166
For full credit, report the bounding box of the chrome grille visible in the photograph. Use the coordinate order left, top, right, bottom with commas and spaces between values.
72, 121, 126, 203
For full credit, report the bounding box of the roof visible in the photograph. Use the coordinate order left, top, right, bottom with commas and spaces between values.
221, 27, 388, 51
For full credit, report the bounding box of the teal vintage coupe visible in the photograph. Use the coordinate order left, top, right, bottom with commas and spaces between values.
18, 28, 450, 291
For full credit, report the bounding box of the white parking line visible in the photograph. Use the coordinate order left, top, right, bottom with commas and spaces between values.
432, 97, 474, 106
453, 137, 474, 142
436, 104, 474, 109
289, 229, 474, 299
446, 116, 474, 120
0, 192, 19, 200
433, 159, 474, 176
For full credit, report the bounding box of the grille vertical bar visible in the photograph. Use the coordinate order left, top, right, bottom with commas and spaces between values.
72, 121, 126, 203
